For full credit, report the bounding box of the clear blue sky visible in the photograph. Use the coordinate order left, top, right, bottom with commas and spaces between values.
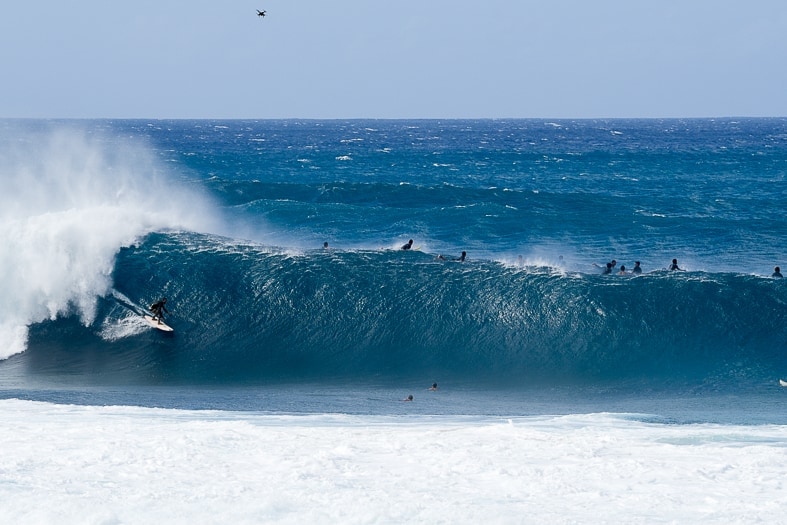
2, 1, 786, 119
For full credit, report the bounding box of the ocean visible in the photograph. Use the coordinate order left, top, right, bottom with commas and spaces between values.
1, 118, 786, 523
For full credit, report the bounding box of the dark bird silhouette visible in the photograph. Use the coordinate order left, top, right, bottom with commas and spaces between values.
257, 10, 266, 17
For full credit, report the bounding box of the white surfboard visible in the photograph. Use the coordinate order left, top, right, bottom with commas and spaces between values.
780, 379, 787, 387
143, 315, 174, 332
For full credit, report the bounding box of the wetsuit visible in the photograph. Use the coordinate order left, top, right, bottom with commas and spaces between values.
150, 299, 169, 321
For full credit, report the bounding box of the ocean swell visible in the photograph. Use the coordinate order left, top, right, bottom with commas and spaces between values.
20, 232, 787, 386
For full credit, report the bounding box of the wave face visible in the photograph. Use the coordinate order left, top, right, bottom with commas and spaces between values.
19, 232, 787, 386
3, 119, 787, 388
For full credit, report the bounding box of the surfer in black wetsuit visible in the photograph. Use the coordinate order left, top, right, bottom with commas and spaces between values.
632, 261, 642, 274
150, 297, 169, 324
669, 258, 683, 271
401, 239, 414, 250
773, 266, 783, 278
598, 259, 617, 274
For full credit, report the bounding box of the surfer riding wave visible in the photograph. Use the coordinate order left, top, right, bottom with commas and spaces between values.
149, 297, 169, 324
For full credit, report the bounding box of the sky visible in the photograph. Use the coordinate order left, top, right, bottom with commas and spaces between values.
1, 1, 786, 119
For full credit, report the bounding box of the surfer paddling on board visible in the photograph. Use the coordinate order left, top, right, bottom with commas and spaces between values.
149, 297, 169, 325
437, 251, 466, 262
401, 239, 414, 250
668, 258, 684, 271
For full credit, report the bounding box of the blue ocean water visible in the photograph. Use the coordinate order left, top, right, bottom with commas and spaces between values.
1, 118, 786, 422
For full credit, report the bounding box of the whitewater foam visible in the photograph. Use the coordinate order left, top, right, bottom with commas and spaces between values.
98, 312, 149, 342
1, 399, 786, 524
0, 125, 221, 358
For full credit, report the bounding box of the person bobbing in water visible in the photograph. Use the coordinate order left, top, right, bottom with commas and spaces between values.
150, 297, 169, 325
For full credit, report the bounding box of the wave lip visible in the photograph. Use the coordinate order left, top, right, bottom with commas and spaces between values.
0, 125, 221, 359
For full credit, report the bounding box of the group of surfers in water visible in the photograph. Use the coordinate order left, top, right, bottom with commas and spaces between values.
598, 258, 782, 278
403, 383, 439, 402
329, 239, 783, 278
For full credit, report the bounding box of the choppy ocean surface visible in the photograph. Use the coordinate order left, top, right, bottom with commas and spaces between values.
1, 119, 786, 523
